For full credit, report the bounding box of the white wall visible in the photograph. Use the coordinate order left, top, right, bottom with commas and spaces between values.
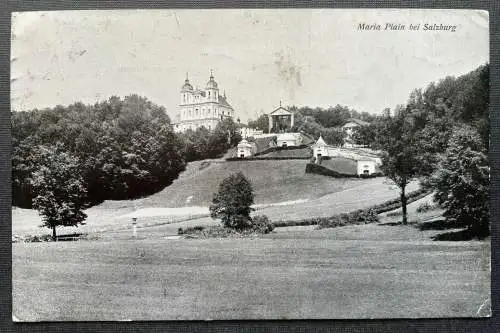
357, 160, 376, 175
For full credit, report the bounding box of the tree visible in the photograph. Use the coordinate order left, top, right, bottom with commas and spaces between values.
352, 124, 377, 147
431, 126, 489, 236
379, 113, 421, 224
207, 118, 242, 157
30, 143, 88, 240
247, 113, 269, 133
209, 172, 254, 230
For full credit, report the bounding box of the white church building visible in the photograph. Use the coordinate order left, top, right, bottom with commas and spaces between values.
173, 72, 235, 132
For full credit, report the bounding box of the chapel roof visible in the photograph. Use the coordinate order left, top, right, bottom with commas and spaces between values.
218, 95, 233, 109
343, 118, 370, 127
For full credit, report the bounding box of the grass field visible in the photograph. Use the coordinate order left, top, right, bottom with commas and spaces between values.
13, 228, 490, 321
138, 159, 364, 207
12, 176, 416, 237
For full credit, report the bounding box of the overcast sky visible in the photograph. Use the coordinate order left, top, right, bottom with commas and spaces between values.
11, 9, 488, 122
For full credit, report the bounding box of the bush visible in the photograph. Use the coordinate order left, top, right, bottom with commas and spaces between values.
386, 210, 403, 217
210, 172, 254, 230
416, 202, 433, 213
251, 215, 274, 234
317, 209, 379, 229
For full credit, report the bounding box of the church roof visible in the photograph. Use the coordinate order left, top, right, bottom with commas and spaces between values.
269, 106, 292, 116
194, 89, 206, 97
181, 78, 194, 92
206, 73, 219, 89
343, 118, 370, 127
218, 95, 233, 109
313, 135, 327, 147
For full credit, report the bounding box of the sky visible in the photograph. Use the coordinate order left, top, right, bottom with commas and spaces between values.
11, 9, 489, 122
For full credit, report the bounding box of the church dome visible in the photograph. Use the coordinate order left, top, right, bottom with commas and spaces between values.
181, 78, 194, 92
206, 73, 219, 90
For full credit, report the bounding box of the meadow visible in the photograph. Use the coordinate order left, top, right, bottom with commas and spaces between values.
11, 159, 489, 321
13, 223, 490, 321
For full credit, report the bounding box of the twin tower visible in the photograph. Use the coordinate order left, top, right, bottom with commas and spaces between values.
173, 71, 235, 133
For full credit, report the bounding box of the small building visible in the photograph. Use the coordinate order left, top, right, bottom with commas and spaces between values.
276, 133, 302, 147
311, 135, 328, 161
268, 103, 294, 133
357, 160, 377, 176
237, 139, 257, 158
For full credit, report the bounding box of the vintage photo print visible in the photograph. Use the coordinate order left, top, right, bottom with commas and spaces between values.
11, 9, 490, 321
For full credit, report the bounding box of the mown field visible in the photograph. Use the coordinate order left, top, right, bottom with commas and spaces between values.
13, 230, 490, 321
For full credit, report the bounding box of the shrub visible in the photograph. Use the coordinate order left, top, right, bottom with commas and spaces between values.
210, 172, 254, 230
251, 215, 274, 234
317, 209, 379, 229
386, 210, 403, 217
416, 202, 433, 213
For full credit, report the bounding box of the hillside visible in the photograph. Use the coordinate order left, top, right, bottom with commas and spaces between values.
320, 158, 358, 174
135, 159, 363, 208
256, 147, 311, 158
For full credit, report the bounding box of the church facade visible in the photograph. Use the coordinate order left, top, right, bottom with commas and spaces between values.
173, 72, 235, 132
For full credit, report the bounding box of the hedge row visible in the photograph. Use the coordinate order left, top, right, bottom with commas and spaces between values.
271, 188, 432, 229
305, 163, 357, 178
178, 215, 274, 238
226, 156, 311, 161
370, 188, 430, 214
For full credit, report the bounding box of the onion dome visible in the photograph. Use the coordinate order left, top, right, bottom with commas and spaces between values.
181, 75, 193, 92
206, 71, 219, 90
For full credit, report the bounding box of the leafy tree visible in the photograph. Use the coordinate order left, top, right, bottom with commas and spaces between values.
379, 113, 421, 224
431, 126, 489, 236
207, 118, 242, 157
12, 95, 186, 206
30, 143, 88, 240
352, 124, 377, 147
209, 172, 254, 230
247, 114, 269, 133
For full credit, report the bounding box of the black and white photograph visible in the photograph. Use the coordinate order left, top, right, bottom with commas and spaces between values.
11, 9, 490, 321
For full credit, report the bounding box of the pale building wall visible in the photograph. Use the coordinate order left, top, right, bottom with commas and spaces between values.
357, 160, 376, 175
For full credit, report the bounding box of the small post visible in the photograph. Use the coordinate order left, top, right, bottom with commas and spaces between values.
132, 217, 137, 238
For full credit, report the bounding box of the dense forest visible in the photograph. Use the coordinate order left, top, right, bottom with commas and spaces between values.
12, 95, 241, 208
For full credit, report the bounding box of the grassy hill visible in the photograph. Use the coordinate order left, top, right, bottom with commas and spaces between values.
320, 157, 382, 175
320, 157, 358, 174
137, 159, 362, 208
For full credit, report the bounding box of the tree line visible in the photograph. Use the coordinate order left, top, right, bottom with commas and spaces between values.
12, 63, 489, 239
375, 64, 489, 236
12, 95, 241, 206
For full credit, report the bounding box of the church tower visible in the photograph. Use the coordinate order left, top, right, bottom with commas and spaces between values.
180, 73, 193, 105
205, 70, 219, 102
